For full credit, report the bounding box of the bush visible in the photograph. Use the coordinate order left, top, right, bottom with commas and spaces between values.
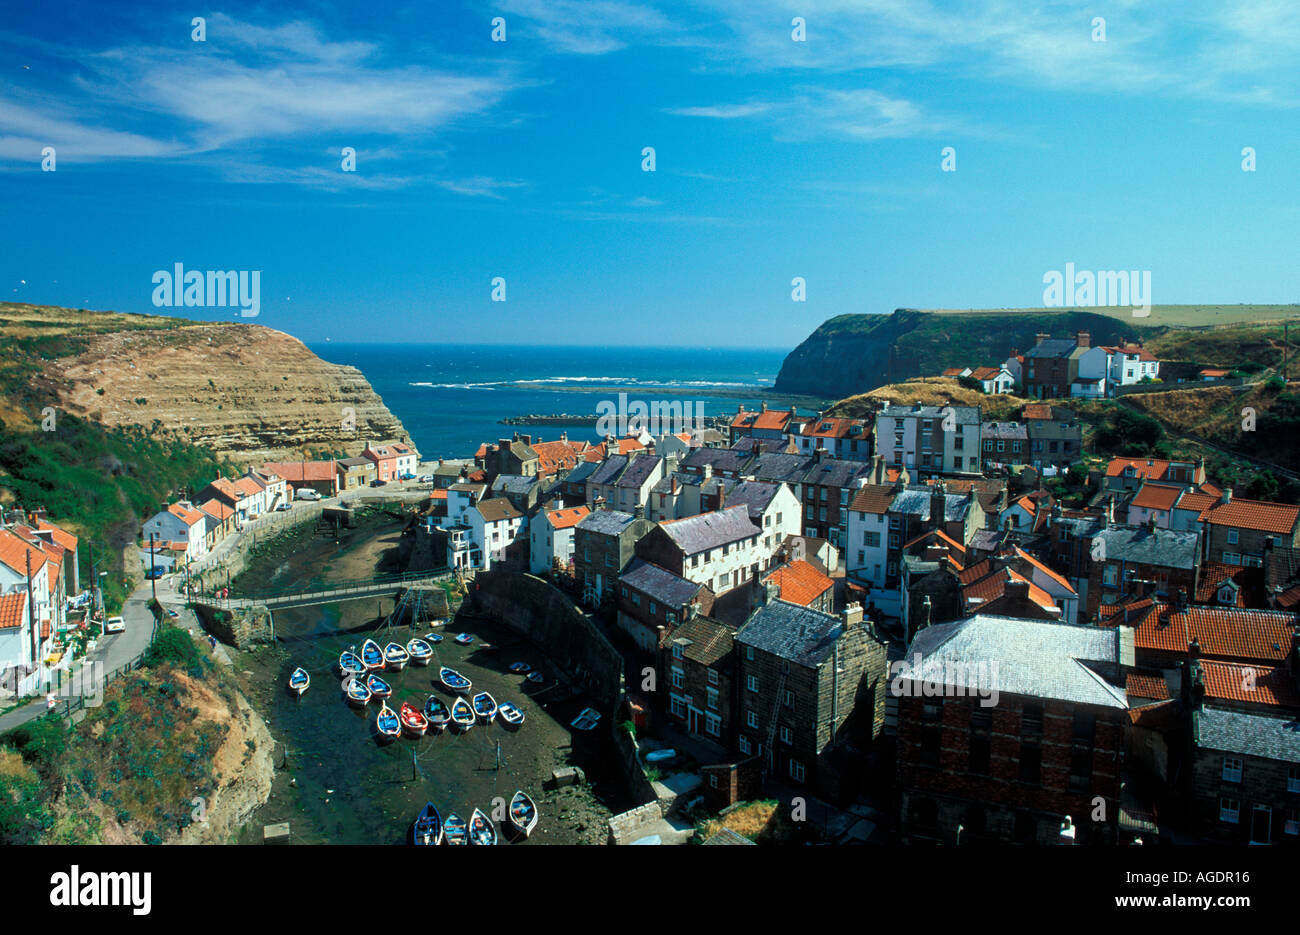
1266, 375, 1287, 392
957, 375, 985, 394
142, 626, 203, 671
1, 718, 68, 783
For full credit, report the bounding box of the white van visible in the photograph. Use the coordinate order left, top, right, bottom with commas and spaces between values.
295, 487, 321, 501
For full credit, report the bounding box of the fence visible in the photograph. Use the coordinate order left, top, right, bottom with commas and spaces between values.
201, 568, 453, 609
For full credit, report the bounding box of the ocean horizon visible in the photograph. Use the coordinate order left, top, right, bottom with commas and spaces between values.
309, 342, 797, 460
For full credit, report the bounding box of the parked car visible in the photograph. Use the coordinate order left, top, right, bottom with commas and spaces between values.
370, 479, 387, 487
275, 502, 292, 511
166, 609, 179, 619
104, 616, 126, 634
417, 474, 434, 484
144, 566, 165, 580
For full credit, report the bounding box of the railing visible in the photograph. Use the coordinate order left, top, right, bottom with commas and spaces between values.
201, 568, 452, 608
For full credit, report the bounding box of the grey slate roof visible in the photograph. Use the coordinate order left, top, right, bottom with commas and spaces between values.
491, 474, 539, 495
981, 422, 1028, 440
660, 505, 759, 554
682, 447, 754, 475
878, 404, 980, 425
1094, 524, 1199, 570
577, 509, 637, 535
475, 497, 522, 522
1025, 339, 1077, 359
617, 454, 661, 489
724, 480, 784, 522
736, 599, 844, 667
889, 487, 970, 523
560, 459, 599, 484
746, 453, 813, 484
589, 454, 629, 486
801, 458, 874, 489
621, 558, 703, 607
902, 614, 1128, 709
1195, 706, 1300, 761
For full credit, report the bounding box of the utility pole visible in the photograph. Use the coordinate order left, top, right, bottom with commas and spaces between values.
26, 550, 37, 670
149, 532, 158, 603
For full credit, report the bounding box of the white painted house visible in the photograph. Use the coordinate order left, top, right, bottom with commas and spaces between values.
142, 502, 209, 562
467, 498, 525, 571
1102, 344, 1160, 391
874, 404, 983, 476
529, 506, 590, 574
440, 483, 486, 529
846, 484, 896, 590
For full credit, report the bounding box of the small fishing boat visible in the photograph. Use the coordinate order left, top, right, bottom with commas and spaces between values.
570, 707, 601, 731
439, 666, 471, 694
497, 701, 525, 728
424, 695, 451, 732
412, 802, 442, 845
360, 638, 385, 671
644, 748, 677, 765
343, 676, 371, 707
526, 671, 544, 684
428, 617, 447, 629
375, 703, 400, 740
365, 673, 392, 699
449, 696, 474, 731
468, 808, 497, 846
472, 692, 497, 722
443, 814, 468, 846
339, 650, 366, 677
406, 637, 433, 666
400, 702, 429, 737
454, 632, 474, 646
508, 790, 538, 839
425, 632, 445, 644
288, 667, 310, 696
508, 661, 532, 674
384, 642, 410, 671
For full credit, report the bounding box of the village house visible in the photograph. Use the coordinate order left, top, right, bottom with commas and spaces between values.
646, 471, 738, 523
336, 456, 377, 490
529, 504, 590, 575
846, 484, 900, 595
362, 441, 401, 483
980, 422, 1029, 469
28, 515, 79, 596
798, 454, 876, 548
734, 600, 889, 798
969, 366, 1017, 395
589, 452, 666, 515
0, 590, 33, 695
635, 505, 766, 597
617, 557, 714, 652
680, 446, 755, 481
573, 509, 654, 607
794, 414, 873, 460
389, 441, 420, 479
1023, 332, 1092, 399
262, 460, 339, 497
875, 404, 982, 477
1021, 404, 1082, 473
491, 474, 543, 514
895, 614, 1131, 844
1102, 344, 1160, 391
0, 528, 60, 690
530, 436, 592, 478
466, 498, 525, 570
663, 614, 736, 747
142, 502, 208, 562
761, 559, 834, 613
199, 499, 236, 547
1197, 491, 1300, 568
1103, 457, 1207, 497
729, 403, 802, 446
724, 480, 801, 556
1085, 522, 1201, 619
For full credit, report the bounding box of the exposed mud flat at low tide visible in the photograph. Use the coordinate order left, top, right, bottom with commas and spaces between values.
231, 519, 631, 844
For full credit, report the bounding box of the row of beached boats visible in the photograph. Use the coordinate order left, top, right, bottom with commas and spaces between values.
354, 691, 524, 739
411, 791, 538, 845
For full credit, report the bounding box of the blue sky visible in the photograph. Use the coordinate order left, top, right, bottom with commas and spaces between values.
1, 1, 1298, 347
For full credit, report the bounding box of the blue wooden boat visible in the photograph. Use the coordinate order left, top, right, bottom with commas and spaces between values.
454, 633, 473, 646
339, 650, 365, 677
468, 808, 497, 845
288, 667, 310, 696
412, 802, 442, 845
508, 790, 538, 839
508, 661, 532, 674
526, 671, 544, 684
343, 676, 371, 707
449, 696, 474, 732
384, 642, 410, 671
425, 632, 445, 644
472, 692, 497, 722
439, 666, 471, 694
443, 813, 468, 845
407, 638, 433, 666
424, 695, 451, 732
360, 638, 385, 671
375, 703, 400, 740
365, 673, 392, 699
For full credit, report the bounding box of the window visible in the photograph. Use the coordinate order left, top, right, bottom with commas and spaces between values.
1220, 797, 1240, 824
670, 696, 686, 717
738, 734, 751, 754
666, 612, 676, 625
707, 669, 719, 686
1019, 743, 1042, 786
631, 593, 640, 606
1223, 551, 1242, 565
864, 531, 880, 548
969, 708, 992, 776
1287, 808, 1300, 836
747, 674, 759, 693
745, 646, 754, 661
789, 759, 805, 783
1222, 756, 1243, 783
1227, 529, 1239, 545
672, 643, 684, 659
984, 440, 994, 452
1103, 566, 1118, 587
1289, 767, 1300, 793
784, 690, 793, 708
1021, 703, 1043, 736
648, 601, 657, 616
779, 726, 792, 744
746, 709, 758, 729
671, 667, 684, 689
707, 686, 719, 710
706, 712, 721, 737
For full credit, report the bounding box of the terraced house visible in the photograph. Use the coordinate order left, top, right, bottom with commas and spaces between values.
617, 557, 714, 652
1197, 491, 1300, 568
874, 404, 982, 476
635, 505, 766, 597
663, 614, 736, 747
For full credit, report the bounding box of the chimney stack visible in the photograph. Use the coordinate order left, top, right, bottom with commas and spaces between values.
1076, 331, 1090, 349
703, 463, 713, 480
841, 602, 864, 628
1035, 332, 1049, 346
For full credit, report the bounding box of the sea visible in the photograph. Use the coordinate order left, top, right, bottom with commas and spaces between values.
306, 343, 796, 460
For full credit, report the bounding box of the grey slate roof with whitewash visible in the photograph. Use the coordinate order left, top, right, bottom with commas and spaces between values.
903, 614, 1128, 709
1095, 524, 1199, 570
724, 480, 783, 521
890, 487, 970, 523
682, 447, 754, 475
621, 558, 703, 607
981, 422, 1028, 441
878, 404, 980, 425
652, 471, 738, 496
801, 458, 874, 489
736, 600, 844, 667
491, 474, 539, 495
560, 459, 600, 484
589, 454, 629, 486
617, 454, 662, 489
1195, 706, 1300, 761
577, 509, 637, 535
661, 505, 760, 554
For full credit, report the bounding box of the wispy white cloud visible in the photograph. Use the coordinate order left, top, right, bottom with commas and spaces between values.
664, 102, 772, 119
498, 0, 676, 54
666, 87, 945, 141
435, 176, 529, 199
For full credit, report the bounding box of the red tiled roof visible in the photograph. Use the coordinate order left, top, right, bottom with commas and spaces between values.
1196, 563, 1248, 606
763, 560, 833, 607
903, 527, 966, 556
1200, 369, 1230, 378
1126, 672, 1171, 700
207, 478, 244, 501
428, 489, 448, 501
0, 592, 27, 631
942, 367, 967, 377
1131, 483, 1182, 512
1200, 497, 1300, 535
531, 440, 588, 475
1011, 547, 1074, 593
1200, 660, 1300, 708
957, 558, 994, 586
199, 499, 234, 522
167, 503, 205, 527
263, 461, 336, 483
969, 366, 1002, 381
0, 529, 50, 579
962, 567, 1057, 614
35, 520, 77, 552
545, 506, 591, 530
1022, 403, 1053, 421
1106, 457, 1183, 480
1276, 584, 1300, 610
1122, 601, 1297, 662
800, 416, 867, 440
234, 477, 263, 497
849, 484, 896, 515
731, 407, 792, 432
1101, 344, 1158, 362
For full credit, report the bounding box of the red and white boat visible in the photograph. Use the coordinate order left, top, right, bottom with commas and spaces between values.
400, 702, 429, 737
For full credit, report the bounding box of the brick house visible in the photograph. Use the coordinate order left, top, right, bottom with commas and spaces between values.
1198, 491, 1300, 568
734, 601, 889, 798
616, 558, 714, 652
1022, 404, 1083, 472
762, 559, 834, 613
662, 614, 735, 746
574, 510, 654, 607
895, 614, 1131, 844
336, 456, 377, 490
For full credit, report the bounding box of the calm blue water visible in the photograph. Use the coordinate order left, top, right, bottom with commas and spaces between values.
308, 343, 791, 460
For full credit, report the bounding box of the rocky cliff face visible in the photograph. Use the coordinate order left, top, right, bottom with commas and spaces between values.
37, 322, 409, 464
774, 308, 1154, 399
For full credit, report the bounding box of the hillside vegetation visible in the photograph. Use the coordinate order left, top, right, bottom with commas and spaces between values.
828, 378, 1032, 422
